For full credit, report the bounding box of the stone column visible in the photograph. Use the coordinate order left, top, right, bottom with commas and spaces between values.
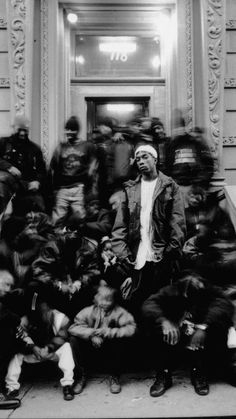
200, 0, 226, 187
6, 0, 34, 125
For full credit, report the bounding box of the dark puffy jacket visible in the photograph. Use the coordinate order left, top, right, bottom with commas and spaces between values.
142, 282, 234, 331
0, 134, 46, 185
111, 172, 186, 262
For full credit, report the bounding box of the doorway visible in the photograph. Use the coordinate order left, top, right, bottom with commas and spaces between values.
86, 96, 150, 137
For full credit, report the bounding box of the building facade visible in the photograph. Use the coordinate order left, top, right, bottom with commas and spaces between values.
0, 0, 235, 188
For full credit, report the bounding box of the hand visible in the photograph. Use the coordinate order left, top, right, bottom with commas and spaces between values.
189, 329, 206, 351
91, 335, 103, 348
8, 166, 21, 178
162, 320, 180, 346
32, 345, 43, 361
69, 280, 81, 294
28, 180, 40, 191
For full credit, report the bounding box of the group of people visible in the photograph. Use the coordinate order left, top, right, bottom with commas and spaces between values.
0, 112, 236, 410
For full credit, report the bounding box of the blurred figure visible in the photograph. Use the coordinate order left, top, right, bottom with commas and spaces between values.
142, 271, 236, 397
166, 115, 214, 206
0, 116, 47, 216
49, 116, 96, 226
5, 287, 75, 401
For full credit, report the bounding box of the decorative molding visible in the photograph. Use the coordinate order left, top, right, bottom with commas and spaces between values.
0, 17, 7, 28
0, 78, 10, 88
206, 0, 225, 161
41, 0, 49, 163
224, 77, 236, 88
185, 0, 193, 131
8, 0, 26, 115
223, 136, 236, 146
226, 19, 236, 30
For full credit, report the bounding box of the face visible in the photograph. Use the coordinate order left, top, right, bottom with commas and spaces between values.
0, 270, 14, 297
135, 151, 157, 175
95, 289, 114, 311
18, 129, 28, 141
87, 202, 100, 217
188, 193, 204, 208
65, 130, 78, 142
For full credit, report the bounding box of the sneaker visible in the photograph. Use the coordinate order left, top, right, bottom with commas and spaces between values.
73, 375, 86, 395
0, 393, 21, 410
63, 385, 74, 401
5, 389, 19, 399
109, 375, 121, 394
150, 369, 172, 397
191, 367, 209, 396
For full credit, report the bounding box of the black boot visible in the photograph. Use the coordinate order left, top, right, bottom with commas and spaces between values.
150, 369, 172, 397
191, 367, 209, 396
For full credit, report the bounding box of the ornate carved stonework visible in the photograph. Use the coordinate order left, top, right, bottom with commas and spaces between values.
0, 17, 7, 28
223, 136, 236, 146
185, 0, 193, 130
0, 78, 10, 88
226, 19, 236, 30
206, 0, 225, 163
40, 0, 49, 163
8, 0, 26, 115
224, 78, 236, 88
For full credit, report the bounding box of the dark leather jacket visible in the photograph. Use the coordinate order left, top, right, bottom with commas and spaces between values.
111, 171, 186, 263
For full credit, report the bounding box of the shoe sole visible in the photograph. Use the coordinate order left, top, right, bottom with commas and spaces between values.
0, 399, 21, 410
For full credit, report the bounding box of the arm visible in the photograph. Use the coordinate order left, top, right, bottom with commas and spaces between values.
165, 182, 186, 259
32, 240, 62, 286
68, 307, 96, 340
111, 190, 132, 259
83, 209, 112, 240
101, 309, 136, 339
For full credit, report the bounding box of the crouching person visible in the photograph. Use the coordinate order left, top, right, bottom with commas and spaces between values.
5, 288, 75, 401
141, 271, 235, 397
69, 282, 136, 395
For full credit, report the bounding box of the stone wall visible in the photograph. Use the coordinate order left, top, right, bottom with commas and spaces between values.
0, 1, 11, 136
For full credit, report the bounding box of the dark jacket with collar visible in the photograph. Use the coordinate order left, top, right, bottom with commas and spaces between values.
111, 171, 186, 263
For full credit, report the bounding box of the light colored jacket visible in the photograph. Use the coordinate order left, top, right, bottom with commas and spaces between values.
69, 304, 136, 340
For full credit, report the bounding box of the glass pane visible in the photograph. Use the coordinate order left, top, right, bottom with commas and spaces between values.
75, 36, 161, 78
96, 102, 145, 126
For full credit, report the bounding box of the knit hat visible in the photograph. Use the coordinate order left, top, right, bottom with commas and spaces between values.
13, 115, 29, 130
65, 116, 80, 133
135, 144, 157, 159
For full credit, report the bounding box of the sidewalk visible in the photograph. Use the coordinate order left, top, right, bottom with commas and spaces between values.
0, 370, 236, 419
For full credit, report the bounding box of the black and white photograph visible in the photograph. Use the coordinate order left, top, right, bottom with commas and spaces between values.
0, 0, 236, 418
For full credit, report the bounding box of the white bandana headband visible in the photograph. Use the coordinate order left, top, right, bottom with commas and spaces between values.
135, 144, 157, 159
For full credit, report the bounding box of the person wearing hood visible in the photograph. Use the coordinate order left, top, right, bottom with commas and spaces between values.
111, 143, 186, 318
141, 271, 236, 397
0, 115, 47, 215
49, 116, 97, 226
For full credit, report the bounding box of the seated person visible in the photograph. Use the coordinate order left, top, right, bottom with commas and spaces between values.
5, 286, 75, 401
182, 217, 236, 288
69, 282, 136, 395
0, 264, 33, 409
141, 271, 236, 397
31, 196, 112, 320
0, 213, 54, 288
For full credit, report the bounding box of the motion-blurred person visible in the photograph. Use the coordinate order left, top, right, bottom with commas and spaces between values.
166, 117, 214, 205
142, 271, 236, 397
49, 116, 96, 225
0, 116, 47, 216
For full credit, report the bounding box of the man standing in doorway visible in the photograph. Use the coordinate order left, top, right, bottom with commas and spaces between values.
111, 143, 186, 317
